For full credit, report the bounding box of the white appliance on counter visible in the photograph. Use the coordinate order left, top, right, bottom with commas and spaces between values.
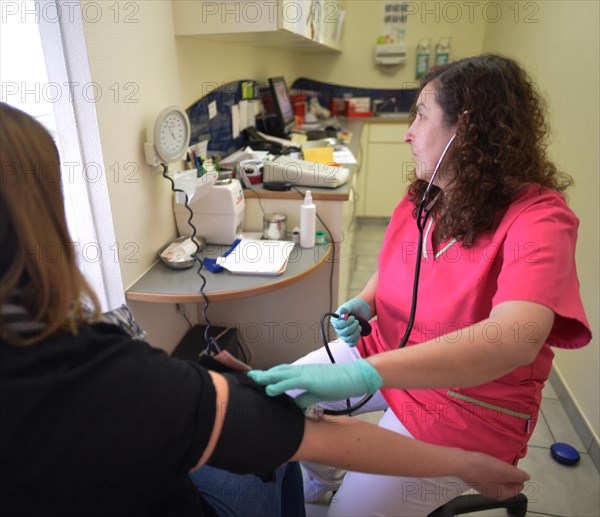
263, 156, 350, 188
174, 178, 245, 245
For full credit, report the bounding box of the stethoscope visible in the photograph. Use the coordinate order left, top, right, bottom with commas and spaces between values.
318, 133, 457, 416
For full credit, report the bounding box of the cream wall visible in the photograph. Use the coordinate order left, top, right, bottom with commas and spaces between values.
298, 0, 487, 88
81, 0, 182, 288
176, 39, 300, 108
483, 0, 599, 442
81, 0, 192, 348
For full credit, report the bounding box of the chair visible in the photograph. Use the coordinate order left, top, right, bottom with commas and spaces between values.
428, 493, 528, 517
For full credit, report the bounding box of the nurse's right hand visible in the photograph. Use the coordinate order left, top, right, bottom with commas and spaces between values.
331, 298, 371, 347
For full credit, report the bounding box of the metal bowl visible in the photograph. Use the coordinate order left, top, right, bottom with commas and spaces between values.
158, 236, 205, 270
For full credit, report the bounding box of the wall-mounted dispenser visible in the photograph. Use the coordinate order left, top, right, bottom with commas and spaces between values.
416, 39, 430, 78
375, 42, 407, 65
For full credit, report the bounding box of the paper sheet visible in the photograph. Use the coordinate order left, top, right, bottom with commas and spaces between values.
333, 146, 358, 164
216, 239, 295, 275
303, 146, 335, 164
231, 104, 240, 139
239, 100, 249, 131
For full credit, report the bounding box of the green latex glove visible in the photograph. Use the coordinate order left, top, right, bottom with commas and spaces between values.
248, 359, 383, 409
331, 298, 372, 347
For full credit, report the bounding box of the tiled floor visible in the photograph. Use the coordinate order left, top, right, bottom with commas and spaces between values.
306, 218, 600, 517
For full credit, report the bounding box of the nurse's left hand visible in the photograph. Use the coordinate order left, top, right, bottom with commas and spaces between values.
248, 359, 383, 409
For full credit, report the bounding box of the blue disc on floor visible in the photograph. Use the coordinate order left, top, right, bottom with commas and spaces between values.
550, 442, 580, 466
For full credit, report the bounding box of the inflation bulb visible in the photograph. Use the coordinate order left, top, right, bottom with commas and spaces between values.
334, 312, 372, 336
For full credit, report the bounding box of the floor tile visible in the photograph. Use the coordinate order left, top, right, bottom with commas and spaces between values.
529, 411, 555, 449
518, 446, 600, 516
349, 271, 374, 291
353, 230, 387, 243
353, 254, 378, 272
540, 398, 588, 453
352, 242, 383, 255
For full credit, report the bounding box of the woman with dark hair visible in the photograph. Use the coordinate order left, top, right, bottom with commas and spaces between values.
0, 101, 530, 517
250, 54, 591, 516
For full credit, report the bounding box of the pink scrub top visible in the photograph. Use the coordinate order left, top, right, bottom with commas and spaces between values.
358, 184, 591, 464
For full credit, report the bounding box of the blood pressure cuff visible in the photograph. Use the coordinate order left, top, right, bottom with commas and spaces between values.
206, 371, 305, 481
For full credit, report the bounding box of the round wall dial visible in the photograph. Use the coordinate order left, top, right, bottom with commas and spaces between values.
151, 105, 191, 164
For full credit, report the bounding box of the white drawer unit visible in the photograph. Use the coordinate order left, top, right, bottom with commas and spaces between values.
357, 122, 412, 217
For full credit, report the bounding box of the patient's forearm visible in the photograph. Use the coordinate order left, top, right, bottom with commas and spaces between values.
292, 416, 465, 477
291, 416, 529, 498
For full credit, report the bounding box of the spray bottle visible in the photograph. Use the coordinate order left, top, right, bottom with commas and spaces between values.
300, 190, 316, 248
435, 37, 451, 66
416, 38, 430, 79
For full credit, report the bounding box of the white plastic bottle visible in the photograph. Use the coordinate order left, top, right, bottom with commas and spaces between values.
416, 38, 430, 79
435, 37, 451, 66
300, 190, 316, 248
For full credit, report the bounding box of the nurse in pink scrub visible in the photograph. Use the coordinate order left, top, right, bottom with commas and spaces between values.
249, 54, 592, 517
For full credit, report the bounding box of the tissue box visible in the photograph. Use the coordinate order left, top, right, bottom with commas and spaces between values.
345, 97, 372, 117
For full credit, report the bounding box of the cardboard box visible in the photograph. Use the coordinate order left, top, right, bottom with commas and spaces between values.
345, 97, 372, 117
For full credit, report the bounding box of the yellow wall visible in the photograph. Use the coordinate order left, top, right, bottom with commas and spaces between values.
483, 0, 599, 443
176, 38, 301, 108
298, 0, 487, 88
82, 1, 598, 433
81, 0, 182, 288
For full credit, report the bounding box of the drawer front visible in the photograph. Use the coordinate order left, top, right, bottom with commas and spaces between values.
364, 142, 413, 217
369, 122, 408, 143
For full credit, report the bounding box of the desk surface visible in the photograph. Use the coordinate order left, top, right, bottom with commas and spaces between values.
126, 243, 332, 303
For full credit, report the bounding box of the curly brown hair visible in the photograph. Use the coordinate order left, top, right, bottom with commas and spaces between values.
408, 54, 572, 247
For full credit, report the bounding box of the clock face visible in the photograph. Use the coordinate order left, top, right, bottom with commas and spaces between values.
153, 106, 191, 164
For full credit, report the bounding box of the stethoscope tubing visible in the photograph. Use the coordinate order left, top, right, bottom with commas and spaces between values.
320, 134, 456, 416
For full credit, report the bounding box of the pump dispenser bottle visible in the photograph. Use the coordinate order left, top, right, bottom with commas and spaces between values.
300, 190, 316, 248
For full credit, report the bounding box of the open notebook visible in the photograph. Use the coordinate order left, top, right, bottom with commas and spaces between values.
216, 239, 295, 275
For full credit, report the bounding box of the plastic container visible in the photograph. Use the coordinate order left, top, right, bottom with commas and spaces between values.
345, 97, 372, 117
329, 97, 346, 116
550, 442, 581, 466
435, 38, 451, 66
263, 212, 287, 240
291, 226, 301, 245
290, 94, 307, 122
300, 190, 316, 248
315, 231, 327, 245
416, 38, 430, 78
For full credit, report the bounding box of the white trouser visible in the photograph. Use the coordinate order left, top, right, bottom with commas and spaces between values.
293, 341, 468, 517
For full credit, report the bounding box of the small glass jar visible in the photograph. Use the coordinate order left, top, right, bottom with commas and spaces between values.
263, 212, 287, 240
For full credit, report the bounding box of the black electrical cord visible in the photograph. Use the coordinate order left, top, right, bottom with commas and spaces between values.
292, 186, 335, 315
240, 181, 267, 217
319, 312, 374, 416
161, 165, 220, 355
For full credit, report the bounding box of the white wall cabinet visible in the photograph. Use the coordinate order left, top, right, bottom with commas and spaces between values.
172, 0, 342, 53
357, 122, 412, 218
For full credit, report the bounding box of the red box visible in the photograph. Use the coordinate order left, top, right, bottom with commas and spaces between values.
346, 110, 373, 117
329, 97, 346, 116
290, 94, 307, 121
345, 97, 372, 117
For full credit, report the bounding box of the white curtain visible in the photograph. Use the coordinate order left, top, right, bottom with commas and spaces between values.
1, 0, 125, 311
